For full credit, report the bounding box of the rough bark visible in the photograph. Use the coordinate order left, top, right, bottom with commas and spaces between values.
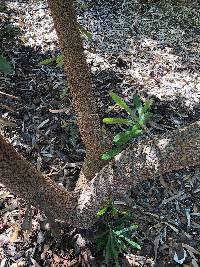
47, 0, 108, 183
0, 122, 199, 228
0, 135, 77, 225
75, 121, 200, 227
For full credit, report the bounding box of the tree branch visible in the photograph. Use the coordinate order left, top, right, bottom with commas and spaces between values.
74, 121, 200, 227
0, 122, 199, 228
0, 135, 77, 225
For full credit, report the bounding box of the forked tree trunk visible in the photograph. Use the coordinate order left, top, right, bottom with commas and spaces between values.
47, 0, 107, 185
0, 1, 199, 230
0, 122, 199, 228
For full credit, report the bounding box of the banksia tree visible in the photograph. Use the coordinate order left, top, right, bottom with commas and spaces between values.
0, 0, 199, 229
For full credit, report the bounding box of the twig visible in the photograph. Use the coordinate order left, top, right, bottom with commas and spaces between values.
0, 90, 20, 100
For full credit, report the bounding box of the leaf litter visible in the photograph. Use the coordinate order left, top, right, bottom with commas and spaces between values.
0, 0, 200, 266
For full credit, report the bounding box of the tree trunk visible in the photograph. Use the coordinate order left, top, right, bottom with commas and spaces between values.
0, 135, 76, 225
47, 0, 107, 184
1, 122, 199, 228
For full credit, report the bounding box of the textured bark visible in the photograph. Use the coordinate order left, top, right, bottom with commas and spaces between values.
0, 135, 77, 225
0, 122, 199, 228
75, 121, 200, 227
47, 0, 107, 182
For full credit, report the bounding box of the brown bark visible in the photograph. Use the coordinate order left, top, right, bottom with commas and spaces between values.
0, 135, 77, 225
75, 121, 200, 227
47, 0, 107, 183
1, 122, 199, 228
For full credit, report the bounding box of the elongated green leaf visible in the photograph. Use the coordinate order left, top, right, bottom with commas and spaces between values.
139, 112, 152, 126
133, 95, 142, 108
123, 237, 141, 250
113, 130, 133, 146
114, 224, 138, 236
97, 206, 108, 217
110, 232, 120, 267
96, 231, 109, 250
39, 57, 54, 65
109, 91, 133, 115
103, 117, 132, 125
143, 99, 153, 112
105, 233, 112, 266
101, 145, 125, 160
0, 55, 12, 74
130, 127, 143, 138
79, 26, 92, 40
113, 125, 143, 146
133, 95, 143, 117
56, 54, 64, 66
115, 237, 128, 253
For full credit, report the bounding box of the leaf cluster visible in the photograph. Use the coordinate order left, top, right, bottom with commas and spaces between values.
0, 3, 20, 74
96, 201, 141, 266
0, 4, 20, 46
101, 92, 153, 160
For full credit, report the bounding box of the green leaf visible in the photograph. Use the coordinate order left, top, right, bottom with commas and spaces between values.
109, 91, 133, 115
130, 126, 143, 137
143, 99, 153, 112
113, 126, 143, 146
113, 130, 133, 146
110, 232, 120, 266
133, 95, 142, 108
133, 95, 143, 117
103, 117, 132, 125
60, 88, 68, 99
123, 237, 141, 250
101, 145, 125, 160
105, 233, 112, 266
79, 26, 92, 40
139, 112, 152, 125
115, 237, 128, 253
79, 3, 89, 10
115, 224, 138, 235
39, 57, 54, 65
97, 206, 108, 217
56, 54, 64, 67
96, 231, 109, 250
61, 119, 69, 128
0, 55, 13, 74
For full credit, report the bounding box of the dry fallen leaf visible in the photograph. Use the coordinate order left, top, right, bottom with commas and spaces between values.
37, 118, 49, 129
182, 243, 200, 256
192, 259, 199, 267
0, 191, 10, 200
49, 108, 70, 114
22, 204, 32, 240
9, 223, 20, 243
0, 116, 16, 128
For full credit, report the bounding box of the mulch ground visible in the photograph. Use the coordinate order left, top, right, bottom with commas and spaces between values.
0, 0, 200, 266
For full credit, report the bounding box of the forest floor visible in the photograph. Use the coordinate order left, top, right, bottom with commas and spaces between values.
0, 0, 200, 266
